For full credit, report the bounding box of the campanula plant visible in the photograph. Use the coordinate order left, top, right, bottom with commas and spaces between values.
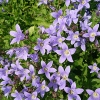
1, 0, 100, 100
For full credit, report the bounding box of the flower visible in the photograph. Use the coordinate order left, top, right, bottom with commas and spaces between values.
38, 61, 56, 79
36, 80, 49, 98
77, 0, 90, 10
15, 47, 29, 60
83, 24, 100, 42
28, 53, 38, 62
88, 63, 100, 73
34, 38, 52, 55
15, 68, 30, 81
11, 90, 24, 100
10, 24, 25, 44
65, 0, 76, 7
66, 31, 80, 45
29, 65, 40, 87
38, 0, 48, 6
1, 86, 12, 97
24, 91, 40, 100
66, 9, 79, 26
74, 38, 86, 51
48, 73, 60, 91
86, 88, 100, 100
58, 66, 71, 90
64, 82, 84, 100
55, 43, 76, 63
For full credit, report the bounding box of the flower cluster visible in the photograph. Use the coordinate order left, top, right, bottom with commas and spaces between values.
0, 0, 100, 100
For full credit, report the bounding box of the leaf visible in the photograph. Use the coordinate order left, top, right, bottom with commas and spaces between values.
28, 26, 35, 36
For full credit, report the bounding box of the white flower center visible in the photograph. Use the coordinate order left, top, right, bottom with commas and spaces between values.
70, 90, 74, 94
41, 85, 46, 90
82, 0, 85, 5
59, 16, 63, 19
40, 42, 44, 47
62, 75, 68, 80
57, 72, 60, 76
58, 38, 63, 43
44, 67, 48, 72
32, 74, 37, 79
93, 66, 97, 71
93, 92, 99, 98
52, 79, 57, 83
6, 70, 9, 74
90, 32, 96, 37
73, 34, 79, 40
64, 50, 70, 56
32, 94, 36, 99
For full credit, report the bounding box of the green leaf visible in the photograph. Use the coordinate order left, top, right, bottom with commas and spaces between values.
28, 26, 35, 36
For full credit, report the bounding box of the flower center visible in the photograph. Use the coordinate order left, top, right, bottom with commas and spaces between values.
6, 70, 9, 74
93, 92, 99, 98
44, 67, 48, 72
32, 94, 36, 99
93, 66, 97, 71
64, 50, 70, 56
70, 90, 74, 94
57, 72, 60, 76
90, 32, 96, 37
58, 38, 63, 43
32, 75, 36, 79
41, 85, 46, 90
59, 16, 63, 19
52, 79, 57, 83
82, 0, 85, 5
73, 34, 79, 40
62, 75, 68, 80
40, 42, 44, 47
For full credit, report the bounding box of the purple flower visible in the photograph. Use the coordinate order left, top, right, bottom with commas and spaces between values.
0, 66, 11, 78
24, 91, 40, 100
65, 0, 76, 7
58, 66, 70, 90
0, 76, 13, 86
64, 82, 84, 100
28, 53, 38, 62
34, 38, 52, 55
15, 67, 30, 81
38, 0, 48, 6
15, 47, 29, 60
11, 60, 23, 72
82, 12, 91, 21
36, 80, 49, 98
38, 61, 56, 79
97, 3, 100, 11
88, 63, 100, 73
6, 48, 15, 57
77, 0, 90, 10
51, 9, 63, 20
86, 88, 100, 100
66, 9, 79, 26
1, 86, 12, 97
48, 73, 60, 91
55, 43, 76, 63
83, 24, 100, 42
74, 38, 86, 51
50, 32, 65, 47
29, 65, 40, 87
10, 24, 25, 44
45, 24, 57, 36
66, 31, 80, 45
80, 20, 91, 31
11, 90, 24, 100
38, 26, 46, 34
